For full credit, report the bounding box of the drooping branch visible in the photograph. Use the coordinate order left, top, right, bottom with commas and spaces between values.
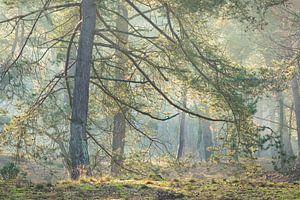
95, 32, 232, 122
123, 0, 175, 43
0, 2, 80, 24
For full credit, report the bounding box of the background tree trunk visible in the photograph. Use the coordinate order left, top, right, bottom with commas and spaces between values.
277, 92, 294, 170
197, 118, 204, 160
177, 88, 187, 160
291, 74, 300, 166
111, 0, 129, 176
69, 0, 96, 180
202, 119, 213, 161
197, 117, 213, 161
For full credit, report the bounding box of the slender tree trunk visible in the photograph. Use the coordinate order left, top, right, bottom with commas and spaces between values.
202, 119, 213, 161
277, 92, 294, 170
111, 0, 128, 176
111, 112, 126, 174
291, 75, 300, 166
177, 88, 187, 160
269, 99, 278, 157
197, 118, 204, 160
69, 0, 96, 180
197, 118, 213, 161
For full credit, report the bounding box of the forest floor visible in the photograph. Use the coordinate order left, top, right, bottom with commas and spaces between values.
1, 156, 300, 199
1, 174, 300, 199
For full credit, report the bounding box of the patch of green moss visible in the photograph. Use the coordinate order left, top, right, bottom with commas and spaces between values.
79, 183, 95, 191
9, 187, 27, 198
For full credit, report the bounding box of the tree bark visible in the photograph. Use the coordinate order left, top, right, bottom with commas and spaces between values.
277, 92, 294, 170
111, 112, 126, 175
111, 0, 129, 175
68, 0, 96, 180
292, 75, 300, 163
197, 118, 204, 160
197, 117, 213, 161
177, 88, 187, 160
202, 119, 213, 161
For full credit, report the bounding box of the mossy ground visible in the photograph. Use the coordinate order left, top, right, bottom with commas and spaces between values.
1, 157, 300, 199
1, 176, 300, 200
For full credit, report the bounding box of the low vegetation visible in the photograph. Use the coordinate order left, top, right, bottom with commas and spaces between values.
1, 174, 300, 199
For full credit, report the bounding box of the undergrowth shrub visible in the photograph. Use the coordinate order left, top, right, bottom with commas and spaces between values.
0, 162, 20, 180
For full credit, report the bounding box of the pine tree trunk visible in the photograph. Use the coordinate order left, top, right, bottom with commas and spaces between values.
202, 120, 213, 161
291, 75, 300, 165
197, 118, 213, 161
177, 88, 187, 160
69, 0, 96, 180
111, 0, 128, 175
197, 118, 204, 160
277, 92, 294, 170
111, 112, 126, 175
